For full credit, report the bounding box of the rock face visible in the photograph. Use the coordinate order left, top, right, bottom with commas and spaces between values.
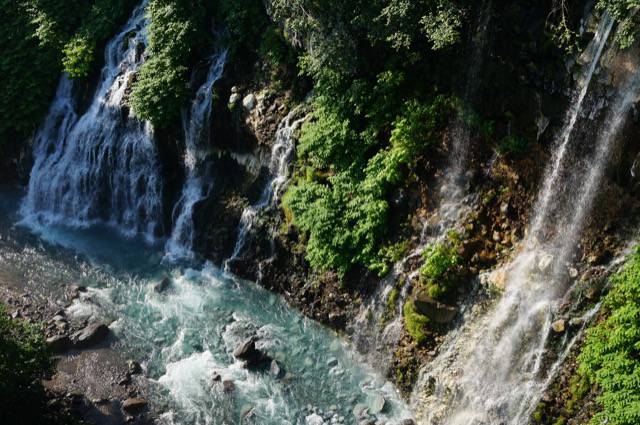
414, 292, 458, 324
233, 338, 272, 368
71, 323, 109, 348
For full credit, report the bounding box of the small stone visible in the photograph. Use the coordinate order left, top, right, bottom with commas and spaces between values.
538, 253, 554, 273
230, 86, 239, 94
306, 413, 324, 425
552, 319, 566, 333
122, 397, 147, 415
327, 357, 338, 367
399, 420, 416, 425
211, 372, 222, 382
352, 404, 368, 419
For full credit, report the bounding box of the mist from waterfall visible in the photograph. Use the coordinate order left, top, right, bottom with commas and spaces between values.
410, 13, 639, 425
165, 51, 228, 259
21, 2, 163, 242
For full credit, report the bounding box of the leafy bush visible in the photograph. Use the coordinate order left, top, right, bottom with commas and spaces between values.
419, 230, 462, 301
597, 0, 640, 48
129, 0, 208, 126
403, 299, 429, 344
0, 304, 51, 424
578, 247, 640, 425
284, 97, 451, 277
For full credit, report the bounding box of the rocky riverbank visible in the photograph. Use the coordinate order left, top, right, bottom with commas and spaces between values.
0, 282, 154, 425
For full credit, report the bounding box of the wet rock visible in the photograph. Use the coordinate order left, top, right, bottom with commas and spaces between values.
487, 269, 507, 290
223, 379, 235, 393
122, 397, 147, 415
270, 360, 285, 379
369, 394, 386, 414
568, 267, 579, 278
46, 335, 72, 353
414, 292, 458, 324
399, 420, 416, 425
211, 372, 222, 382
118, 376, 131, 386
154, 277, 170, 293
552, 319, 566, 333
231, 86, 240, 94
72, 322, 109, 348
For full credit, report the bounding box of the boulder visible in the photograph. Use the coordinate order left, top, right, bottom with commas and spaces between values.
72, 323, 109, 348
414, 292, 458, 324
154, 277, 170, 293
233, 338, 272, 368
46, 335, 71, 353
127, 360, 142, 375
122, 397, 147, 415
242, 94, 257, 111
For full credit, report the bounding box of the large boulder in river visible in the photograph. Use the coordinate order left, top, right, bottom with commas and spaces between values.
72, 323, 109, 348
414, 292, 458, 324
233, 338, 272, 368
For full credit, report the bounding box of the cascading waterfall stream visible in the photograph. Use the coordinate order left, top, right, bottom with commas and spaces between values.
21, 1, 163, 242
411, 14, 639, 425
166, 50, 228, 259
348, 0, 492, 368
224, 109, 306, 270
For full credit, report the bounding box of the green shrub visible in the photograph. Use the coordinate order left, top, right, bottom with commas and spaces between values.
0, 304, 51, 424
577, 246, 640, 425
129, 0, 208, 126
403, 299, 429, 344
419, 230, 461, 301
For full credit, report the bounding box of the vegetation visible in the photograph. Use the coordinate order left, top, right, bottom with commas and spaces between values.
419, 230, 462, 301
0, 304, 52, 424
403, 299, 430, 344
576, 247, 640, 425
597, 0, 640, 48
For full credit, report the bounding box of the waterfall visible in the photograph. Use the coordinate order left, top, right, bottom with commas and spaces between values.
348, 0, 493, 368
165, 50, 228, 259
411, 13, 639, 425
224, 108, 306, 270
21, 2, 163, 242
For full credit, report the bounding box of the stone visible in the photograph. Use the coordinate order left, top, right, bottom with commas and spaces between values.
154, 277, 170, 293
270, 360, 285, 379
118, 376, 131, 386
413, 292, 458, 324
327, 357, 338, 367
369, 394, 386, 414
222, 379, 235, 393
230, 86, 240, 94
122, 397, 147, 415
10, 310, 22, 319
72, 323, 109, 348
51, 315, 66, 323
399, 420, 416, 425
488, 269, 508, 290
46, 335, 71, 353
552, 319, 566, 333
306, 413, 325, 425
242, 94, 257, 111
